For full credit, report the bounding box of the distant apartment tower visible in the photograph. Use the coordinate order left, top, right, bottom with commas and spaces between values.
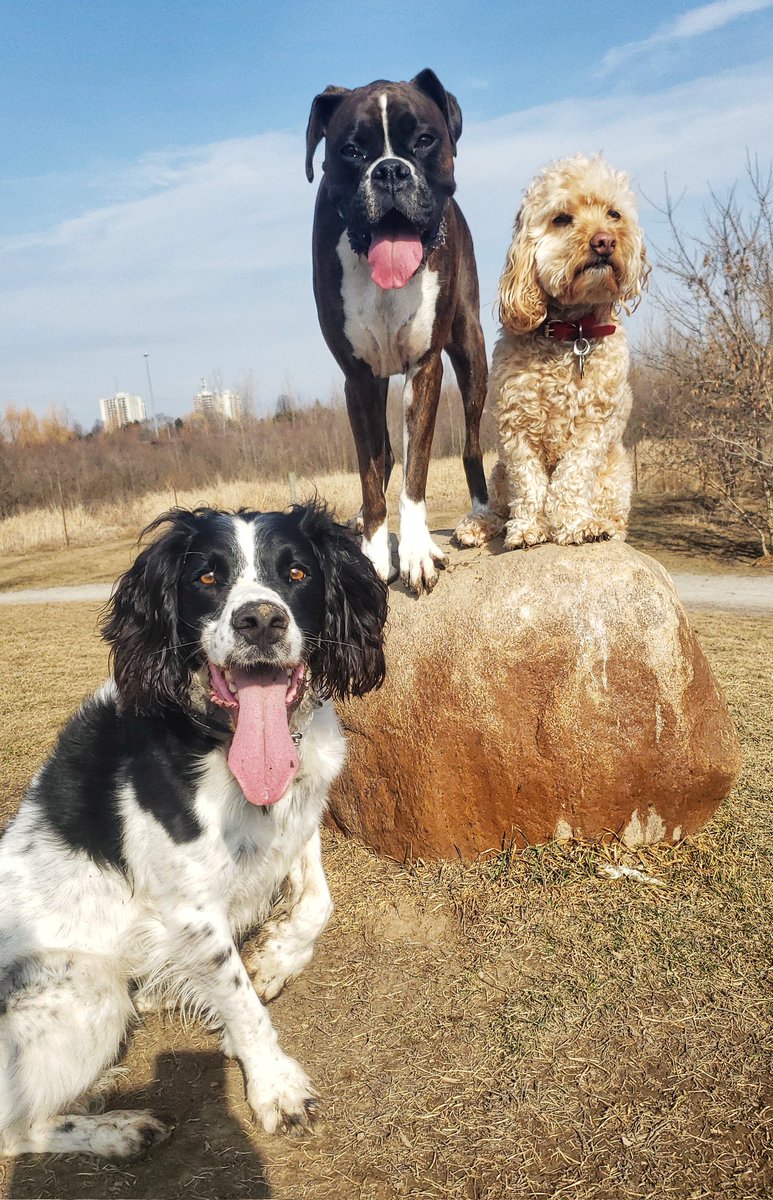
193, 379, 242, 423
99, 391, 146, 431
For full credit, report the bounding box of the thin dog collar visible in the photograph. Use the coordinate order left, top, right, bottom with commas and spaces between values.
541, 314, 617, 341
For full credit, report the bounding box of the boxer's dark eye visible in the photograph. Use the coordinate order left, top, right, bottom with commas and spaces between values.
414, 133, 435, 152
340, 142, 363, 160
552, 213, 573, 226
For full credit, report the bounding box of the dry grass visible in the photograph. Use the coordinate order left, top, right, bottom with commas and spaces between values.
0, 457, 497, 559
0, 601, 771, 1199
1, 451, 768, 595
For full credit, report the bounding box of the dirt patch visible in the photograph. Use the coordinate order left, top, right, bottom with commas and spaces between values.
627, 493, 769, 572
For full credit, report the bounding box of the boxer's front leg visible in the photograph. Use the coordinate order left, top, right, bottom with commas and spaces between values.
344, 369, 392, 582
399, 357, 448, 593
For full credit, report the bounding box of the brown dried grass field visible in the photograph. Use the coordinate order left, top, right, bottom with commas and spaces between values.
0, 450, 769, 593
0, 533, 772, 1196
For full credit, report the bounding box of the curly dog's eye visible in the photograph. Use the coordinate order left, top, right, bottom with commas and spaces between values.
608, 209, 621, 220
552, 213, 573, 226
289, 566, 307, 582
199, 571, 217, 586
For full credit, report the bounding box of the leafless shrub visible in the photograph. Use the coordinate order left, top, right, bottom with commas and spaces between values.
644, 159, 773, 556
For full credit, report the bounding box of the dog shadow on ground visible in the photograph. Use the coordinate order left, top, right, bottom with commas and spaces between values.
6, 1050, 271, 1200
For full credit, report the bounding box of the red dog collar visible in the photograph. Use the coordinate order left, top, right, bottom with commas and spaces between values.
542, 314, 616, 341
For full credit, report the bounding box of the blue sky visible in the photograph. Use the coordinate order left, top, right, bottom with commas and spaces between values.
1, 0, 772, 425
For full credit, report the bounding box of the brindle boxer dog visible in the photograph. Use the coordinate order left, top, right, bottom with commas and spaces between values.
306, 69, 488, 593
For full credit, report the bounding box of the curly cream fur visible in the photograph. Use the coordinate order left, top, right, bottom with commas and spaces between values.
456, 155, 647, 550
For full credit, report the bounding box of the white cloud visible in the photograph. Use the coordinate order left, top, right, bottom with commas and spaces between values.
601, 0, 773, 73
1, 60, 772, 424
0, 133, 323, 421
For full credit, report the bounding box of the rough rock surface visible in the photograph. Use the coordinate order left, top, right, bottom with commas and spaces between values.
331, 539, 741, 859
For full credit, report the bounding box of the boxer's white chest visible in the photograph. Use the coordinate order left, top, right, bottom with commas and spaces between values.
337, 234, 440, 379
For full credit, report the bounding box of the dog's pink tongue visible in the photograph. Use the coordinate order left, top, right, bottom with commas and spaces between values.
368, 230, 423, 289
227, 666, 299, 807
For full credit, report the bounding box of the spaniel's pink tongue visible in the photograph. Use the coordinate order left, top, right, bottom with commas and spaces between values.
227, 666, 299, 807
368, 230, 423, 289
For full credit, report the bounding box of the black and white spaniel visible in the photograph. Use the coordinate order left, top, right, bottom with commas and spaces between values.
0, 503, 387, 1158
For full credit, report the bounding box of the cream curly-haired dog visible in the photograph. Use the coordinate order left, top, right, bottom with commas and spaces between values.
456, 154, 648, 549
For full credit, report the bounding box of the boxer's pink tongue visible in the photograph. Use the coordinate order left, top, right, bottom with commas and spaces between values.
227, 666, 299, 807
368, 230, 423, 289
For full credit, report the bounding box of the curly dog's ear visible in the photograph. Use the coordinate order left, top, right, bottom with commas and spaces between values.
497, 209, 547, 333
295, 503, 388, 701
620, 232, 651, 314
101, 510, 201, 713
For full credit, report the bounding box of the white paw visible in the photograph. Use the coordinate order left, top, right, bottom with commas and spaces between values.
102, 1112, 174, 1159
549, 518, 596, 545
398, 496, 447, 593
247, 945, 313, 1003
360, 519, 391, 581
36, 1110, 174, 1159
247, 1054, 320, 1136
503, 514, 548, 549
453, 507, 504, 547
399, 540, 447, 593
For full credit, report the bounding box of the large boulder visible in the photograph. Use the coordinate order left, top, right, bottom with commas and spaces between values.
331, 539, 740, 859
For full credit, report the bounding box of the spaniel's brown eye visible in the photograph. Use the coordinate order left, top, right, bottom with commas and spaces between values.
608, 209, 621, 220
289, 566, 307, 582
199, 571, 216, 586
553, 213, 573, 226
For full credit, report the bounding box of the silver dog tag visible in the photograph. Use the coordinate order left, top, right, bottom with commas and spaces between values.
573, 337, 591, 379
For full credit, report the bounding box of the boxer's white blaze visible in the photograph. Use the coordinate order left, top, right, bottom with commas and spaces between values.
365, 92, 415, 186
379, 93, 393, 157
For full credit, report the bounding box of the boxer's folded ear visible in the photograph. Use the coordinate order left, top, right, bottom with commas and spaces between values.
305, 86, 351, 182
411, 68, 462, 154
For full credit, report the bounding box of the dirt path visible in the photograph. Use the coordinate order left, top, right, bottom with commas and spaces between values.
0, 583, 112, 605
667, 570, 773, 613
1, 571, 772, 613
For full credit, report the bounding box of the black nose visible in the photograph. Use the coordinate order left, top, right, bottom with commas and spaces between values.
371, 158, 412, 192
232, 602, 289, 648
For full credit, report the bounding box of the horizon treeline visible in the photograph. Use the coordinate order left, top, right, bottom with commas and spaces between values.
0, 386, 497, 520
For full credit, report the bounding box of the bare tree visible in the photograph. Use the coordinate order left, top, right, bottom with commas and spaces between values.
647, 159, 773, 556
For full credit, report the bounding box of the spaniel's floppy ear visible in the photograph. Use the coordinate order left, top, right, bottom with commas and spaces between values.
305, 86, 351, 182
101, 510, 201, 713
411, 68, 462, 154
296, 502, 387, 700
497, 208, 547, 333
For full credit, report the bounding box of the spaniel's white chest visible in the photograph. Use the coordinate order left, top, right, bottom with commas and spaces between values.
337, 233, 440, 379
